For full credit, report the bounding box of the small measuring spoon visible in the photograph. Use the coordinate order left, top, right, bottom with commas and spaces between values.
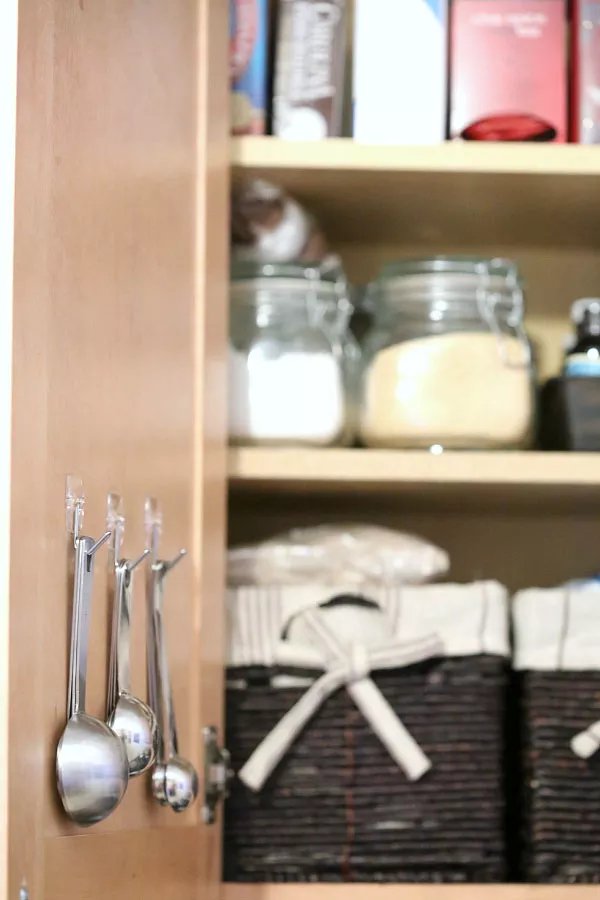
149, 550, 198, 812
57, 517, 129, 826
107, 550, 158, 776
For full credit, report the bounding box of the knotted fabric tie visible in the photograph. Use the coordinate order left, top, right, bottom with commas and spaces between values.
239, 608, 444, 792
572, 721, 600, 760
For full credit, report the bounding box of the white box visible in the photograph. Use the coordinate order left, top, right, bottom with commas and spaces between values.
353, 0, 448, 144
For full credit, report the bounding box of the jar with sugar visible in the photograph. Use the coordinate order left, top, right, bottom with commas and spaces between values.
228, 261, 357, 446
359, 257, 535, 450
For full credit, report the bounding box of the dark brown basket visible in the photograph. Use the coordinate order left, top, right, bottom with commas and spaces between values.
224, 655, 508, 883
520, 670, 600, 883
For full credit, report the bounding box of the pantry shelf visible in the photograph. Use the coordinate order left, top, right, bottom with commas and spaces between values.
231, 137, 600, 248
223, 885, 599, 900
228, 447, 600, 506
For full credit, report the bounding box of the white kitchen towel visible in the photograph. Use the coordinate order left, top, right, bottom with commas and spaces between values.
513, 587, 600, 671
227, 580, 509, 668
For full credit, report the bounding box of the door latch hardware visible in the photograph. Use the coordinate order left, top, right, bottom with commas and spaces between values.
203, 725, 232, 824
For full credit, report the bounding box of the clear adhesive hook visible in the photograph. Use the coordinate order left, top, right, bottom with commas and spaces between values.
107, 492, 125, 564
144, 497, 162, 563
65, 475, 85, 547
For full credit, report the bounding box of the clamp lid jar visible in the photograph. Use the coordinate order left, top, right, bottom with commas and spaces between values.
228, 261, 357, 446
359, 257, 535, 450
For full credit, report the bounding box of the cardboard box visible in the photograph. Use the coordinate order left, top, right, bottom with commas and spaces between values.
353, 0, 448, 145
230, 0, 269, 135
450, 0, 567, 142
572, 0, 600, 143
273, 0, 347, 140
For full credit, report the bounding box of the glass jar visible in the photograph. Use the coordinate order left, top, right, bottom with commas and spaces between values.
228, 261, 358, 446
359, 257, 535, 450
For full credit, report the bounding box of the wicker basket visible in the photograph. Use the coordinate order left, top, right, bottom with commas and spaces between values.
224, 582, 509, 883
514, 587, 600, 883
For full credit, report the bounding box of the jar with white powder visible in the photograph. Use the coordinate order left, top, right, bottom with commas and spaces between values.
229, 262, 357, 445
359, 258, 535, 450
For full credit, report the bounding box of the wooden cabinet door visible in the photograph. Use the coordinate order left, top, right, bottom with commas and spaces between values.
6, 1, 229, 897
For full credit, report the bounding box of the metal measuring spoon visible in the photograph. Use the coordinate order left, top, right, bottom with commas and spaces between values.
149, 551, 198, 812
107, 550, 158, 776
57, 529, 129, 826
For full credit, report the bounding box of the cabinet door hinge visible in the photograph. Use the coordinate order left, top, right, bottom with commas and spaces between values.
202, 725, 233, 825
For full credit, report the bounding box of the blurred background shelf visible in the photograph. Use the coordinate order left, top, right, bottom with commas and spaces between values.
232, 136, 600, 176
231, 137, 600, 248
228, 447, 600, 505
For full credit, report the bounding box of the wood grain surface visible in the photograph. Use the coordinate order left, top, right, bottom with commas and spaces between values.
9, 0, 228, 897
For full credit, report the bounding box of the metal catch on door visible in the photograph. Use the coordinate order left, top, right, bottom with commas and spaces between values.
202, 726, 232, 825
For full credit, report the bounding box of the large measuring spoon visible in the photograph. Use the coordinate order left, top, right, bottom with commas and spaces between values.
149, 551, 198, 812
57, 529, 129, 826
107, 550, 158, 776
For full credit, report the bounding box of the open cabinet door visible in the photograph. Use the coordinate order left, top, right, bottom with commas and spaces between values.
7, 1, 228, 897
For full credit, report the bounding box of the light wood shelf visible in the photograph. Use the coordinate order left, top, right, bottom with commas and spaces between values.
231, 137, 600, 247
223, 885, 599, 900
232, 136, 600, 177
228, 447, 600, 505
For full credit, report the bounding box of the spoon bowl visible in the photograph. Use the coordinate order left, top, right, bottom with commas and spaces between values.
109, 692, 158, 777
56, 713, 129, 826
163, 755, 199, 812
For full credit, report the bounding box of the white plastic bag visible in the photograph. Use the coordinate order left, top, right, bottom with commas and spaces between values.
227, 524, 449, 587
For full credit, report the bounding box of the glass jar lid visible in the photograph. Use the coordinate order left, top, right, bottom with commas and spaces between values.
370, 256, 524, 324
379, 256, 520, 283
230, 259, 350, 314
231, 259, 343, 285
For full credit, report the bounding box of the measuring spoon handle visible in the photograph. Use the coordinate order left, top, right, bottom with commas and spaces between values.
148, 551, 186, 764
67, 539, 84, 719
69, 531, 111, 718
115, 561, 132, 697
114, 549, 149, 700
148, 563, 166, 762
153, 566, 179, 760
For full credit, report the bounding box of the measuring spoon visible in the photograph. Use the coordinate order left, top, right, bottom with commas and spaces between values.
57, 529, 129, 826
149, 552, 198, 812
108, 550, 158, 776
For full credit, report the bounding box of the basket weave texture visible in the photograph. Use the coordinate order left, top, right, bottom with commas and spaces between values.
224, 655, 507, 883
520, 670, 600, 883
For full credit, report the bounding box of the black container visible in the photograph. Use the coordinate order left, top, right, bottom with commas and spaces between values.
540, 377, 600, 450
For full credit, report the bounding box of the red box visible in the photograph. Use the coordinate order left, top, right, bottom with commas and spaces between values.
450, 0, 567, 142
572, 0, 600, 143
